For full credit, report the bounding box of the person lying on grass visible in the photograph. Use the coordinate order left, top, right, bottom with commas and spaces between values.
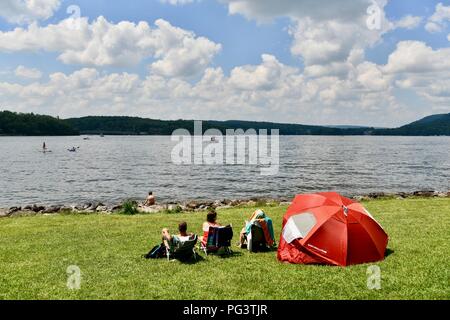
162, 221, 193, 248
199, 211, 222, 245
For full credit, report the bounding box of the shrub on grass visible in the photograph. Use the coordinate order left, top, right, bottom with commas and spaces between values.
121, 200, 138, 215
165, 205, 183, 214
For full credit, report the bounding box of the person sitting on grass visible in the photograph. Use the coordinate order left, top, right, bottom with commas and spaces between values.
162, 221, 192, 249
238, 209, 275, 249
199, 211, 221, 245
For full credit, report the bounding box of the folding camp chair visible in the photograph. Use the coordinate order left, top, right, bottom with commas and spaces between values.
200, 225, 233, 256
247, 223, 268, 253
166, 234, 198, 261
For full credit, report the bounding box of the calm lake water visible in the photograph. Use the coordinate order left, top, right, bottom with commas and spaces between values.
0, 136, 449, 207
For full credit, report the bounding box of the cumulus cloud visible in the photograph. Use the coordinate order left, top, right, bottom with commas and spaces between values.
0, 0, 447, 126
14, 65, 42, 79
223, 0, 390, 82
425, 3, 450, 33
0, 0, 60, 24
228, 54, 297, 90
149, 20, 222, 77
221, 0, 371, 22
0, 53, 410, 126
393, 15, 423, 30
0, 17, 221, 78
382, 41, 450, 109
383, 41, 450, 74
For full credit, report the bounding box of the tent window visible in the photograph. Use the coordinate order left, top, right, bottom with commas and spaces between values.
283, 213, 317, 244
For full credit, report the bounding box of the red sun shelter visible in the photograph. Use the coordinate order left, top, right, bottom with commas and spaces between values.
277, 192, 389, 266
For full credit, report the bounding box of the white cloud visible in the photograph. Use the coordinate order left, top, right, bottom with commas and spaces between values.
228, 54, 297, 90
0, 17, 221, 78
0, 0, 60, 24
383, 41, 450, 74
425, 3, 450, 33
160, 0, 196, 5
149, 20, 222, 78
383, 41, 450, 109
0, 0, 447, 126
289, 17, 383, 72
221, 0, 371, 22
393, 15, 423, 30
14, 65, 42, 79
0, 53, 410, 127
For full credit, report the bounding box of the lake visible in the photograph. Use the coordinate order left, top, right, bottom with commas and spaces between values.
0, 136, 449, 207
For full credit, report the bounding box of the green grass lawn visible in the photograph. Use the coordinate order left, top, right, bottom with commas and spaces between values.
0, 198, 449, 300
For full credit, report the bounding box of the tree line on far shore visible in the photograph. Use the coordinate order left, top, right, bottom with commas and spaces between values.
0, 110, 449, 136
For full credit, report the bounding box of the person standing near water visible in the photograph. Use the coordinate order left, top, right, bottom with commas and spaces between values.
43, 142, 47, 152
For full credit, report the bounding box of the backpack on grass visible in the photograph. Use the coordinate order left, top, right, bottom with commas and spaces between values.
144, 243, 166, 259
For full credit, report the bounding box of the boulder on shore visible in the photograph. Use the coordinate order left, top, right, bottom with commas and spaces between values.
138, 204, 167, 214
0, 208, 9, 218
42, 205, 61, 214
413, 191, 436, 197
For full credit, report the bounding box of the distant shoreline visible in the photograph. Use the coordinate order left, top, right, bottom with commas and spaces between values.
2, 110, 450, 136
1, 190, 449, 218
1, 134, 450, 137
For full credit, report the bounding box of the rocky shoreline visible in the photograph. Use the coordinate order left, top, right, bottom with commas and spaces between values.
1, 190, 449, 218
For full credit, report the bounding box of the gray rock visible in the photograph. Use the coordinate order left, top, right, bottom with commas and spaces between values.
87, 202, 104, 211
96, 205, 109, 212
59, 206, 74, 212
229, 199, 241, 206
167, 204, 177, 211
10, 209, 35, 217
111, 204, 123, 212
367, 192, 386, 199
33, 205, 46, 212
42, 205, 61, 214
138, 205, 166, 214
82, 203, 93, 210
413, 190, 435, 197
0, 208, 10, 218
186, 201, 200, 210
8, 207, 21, 215
211, 200, 224, 208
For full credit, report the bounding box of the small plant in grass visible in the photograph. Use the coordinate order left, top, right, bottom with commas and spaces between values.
121, 200, 138, 215
165, 205, 183, 214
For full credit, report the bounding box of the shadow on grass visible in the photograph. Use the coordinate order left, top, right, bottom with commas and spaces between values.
385, 248, 395, 258
174, 254, 207, 265
200, 250, 244, 260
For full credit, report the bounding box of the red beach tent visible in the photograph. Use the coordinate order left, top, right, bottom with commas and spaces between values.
277, 192, 389, 266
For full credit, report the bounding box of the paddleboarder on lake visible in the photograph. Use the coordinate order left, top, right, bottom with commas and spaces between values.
43, 142, 47, 152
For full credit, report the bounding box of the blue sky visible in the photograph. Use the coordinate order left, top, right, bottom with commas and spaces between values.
0, 0, 449, 126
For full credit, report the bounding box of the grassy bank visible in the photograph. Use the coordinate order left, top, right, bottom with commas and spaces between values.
0, 198, 449, 300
